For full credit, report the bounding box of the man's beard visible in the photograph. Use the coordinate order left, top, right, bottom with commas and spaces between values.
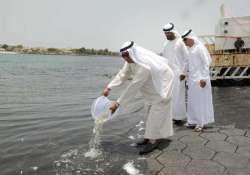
167, 36, 175, 40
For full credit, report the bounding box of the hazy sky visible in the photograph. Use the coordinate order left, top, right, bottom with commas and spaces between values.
0, 0, 250, 52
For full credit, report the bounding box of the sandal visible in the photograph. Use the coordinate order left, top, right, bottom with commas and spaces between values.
194, 126, 203, 132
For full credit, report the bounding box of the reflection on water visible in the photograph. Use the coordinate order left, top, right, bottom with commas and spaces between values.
0, 54, 249, 175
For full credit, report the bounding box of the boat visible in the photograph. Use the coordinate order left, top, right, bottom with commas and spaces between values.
199, 5, 250, 85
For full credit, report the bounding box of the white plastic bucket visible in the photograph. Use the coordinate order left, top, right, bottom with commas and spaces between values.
91, 96, 118, 122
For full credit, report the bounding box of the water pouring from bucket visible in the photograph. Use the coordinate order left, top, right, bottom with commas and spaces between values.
85, 96, 118, 158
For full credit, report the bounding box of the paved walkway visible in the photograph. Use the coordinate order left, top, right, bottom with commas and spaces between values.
143, 125, 250, 175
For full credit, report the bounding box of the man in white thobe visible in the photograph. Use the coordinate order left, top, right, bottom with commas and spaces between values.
102, 41, 174, 154
162, 23, 189, 126
181, 30, 214, 132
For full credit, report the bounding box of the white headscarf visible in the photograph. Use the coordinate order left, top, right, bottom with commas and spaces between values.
182, 29, 212, 65
120, 41, 174, 101
162, 23, 183, 73
163, 23, 181, 39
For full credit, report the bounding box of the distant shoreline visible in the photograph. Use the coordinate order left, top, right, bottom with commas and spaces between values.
5, 52, 120, 57
0, 51, 17, 55
0, 44, 119, 57
0, 51, 120, 57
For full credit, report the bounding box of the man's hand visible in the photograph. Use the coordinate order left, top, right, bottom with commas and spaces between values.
180, 74, 186, 81
199, 80, 206, 88
110, 101, 119, 114
102, 87, 111, 97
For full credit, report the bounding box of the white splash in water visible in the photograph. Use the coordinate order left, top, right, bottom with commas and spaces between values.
138, 127, 144, 131
85, 112, 108, 158
31, 166, 38, 171
128, 135, 135, 140
130, 143, 137, 147
136, 121, 144, 127
84, 148, 101, 159
137, 157, 146, 160
123, 161, 141, 175
61, 149, 78, 158
55, 161, 61, 167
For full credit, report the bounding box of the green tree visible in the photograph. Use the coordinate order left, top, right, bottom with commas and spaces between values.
48, 48, 58, 52
2, 44, 8, 49
16, 45, 23, 49
78, 47, 86, 54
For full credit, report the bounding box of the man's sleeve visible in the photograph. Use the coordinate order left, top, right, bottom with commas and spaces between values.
198, 47, 210, 80
179, 42, 189, 75
117, 66, 149, 106
107, 62, 131, 89
162, 41, 168, 58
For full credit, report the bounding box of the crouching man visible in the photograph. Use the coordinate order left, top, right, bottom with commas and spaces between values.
102, 41, 174, 155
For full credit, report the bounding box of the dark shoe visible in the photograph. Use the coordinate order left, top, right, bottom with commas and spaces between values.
157, 139, 172, 150
136, 139, 149, 147
173, 120, 185, 126
139, 142, 160, 155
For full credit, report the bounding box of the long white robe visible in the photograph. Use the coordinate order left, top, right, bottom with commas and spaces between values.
107, 63, 173, 139
187, 44, 214, 127
163, 38, 188, 120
